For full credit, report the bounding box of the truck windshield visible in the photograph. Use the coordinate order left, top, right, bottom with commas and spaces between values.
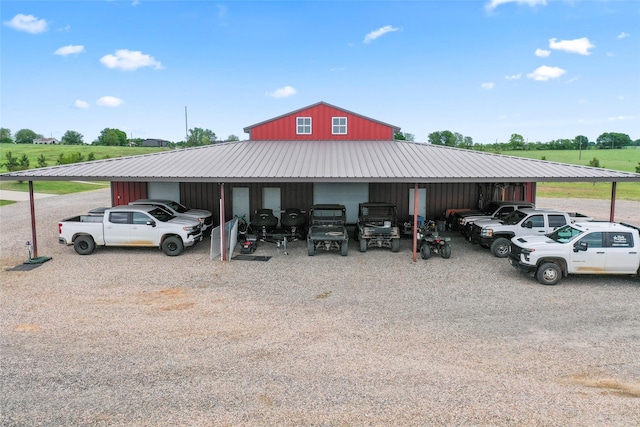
502, 211, 528, 225
166, 201, 189, 213
481, 203, 500, 215
149, 207, 175, 222
546, 224, 583, 243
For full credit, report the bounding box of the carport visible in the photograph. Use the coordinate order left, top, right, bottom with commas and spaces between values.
1, 140, 638, 260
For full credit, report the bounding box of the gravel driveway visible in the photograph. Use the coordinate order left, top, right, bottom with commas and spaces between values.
1, 189, 639, 426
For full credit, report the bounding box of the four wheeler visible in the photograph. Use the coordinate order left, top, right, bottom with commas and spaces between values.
418, 220, 452, 260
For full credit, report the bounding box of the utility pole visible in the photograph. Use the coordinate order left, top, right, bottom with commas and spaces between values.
185, 106, 188, 142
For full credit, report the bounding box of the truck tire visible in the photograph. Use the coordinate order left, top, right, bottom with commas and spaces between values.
441, 243, 451, 259
490, 237, 511, 258
307, 239, 315, 256
162, 236, 184, 256
341, 241, 348, 256
536, 262, 561, 285
74, 235, 95, 255
420, 244, 431, 260
359, 239, 367, 253
391, 238, 400, 252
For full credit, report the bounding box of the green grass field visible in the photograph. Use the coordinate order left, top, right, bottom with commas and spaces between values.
497, 148, 640, 201
1, 144, 638, 201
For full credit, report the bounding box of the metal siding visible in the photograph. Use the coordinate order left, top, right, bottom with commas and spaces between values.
111, 182, 147, 206
249, 104, 396, 140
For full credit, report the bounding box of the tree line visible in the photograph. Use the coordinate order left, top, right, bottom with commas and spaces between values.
0, 127, 240, 147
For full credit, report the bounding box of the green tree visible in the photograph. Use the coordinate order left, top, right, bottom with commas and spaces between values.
37, 154, 47, 168
15, 129, 41, 144
3, 151, 20, 171
94, 128, 127, 146
394, 132, 415, 142
186, 128, 216, 146
596, 132, 632, 149
61, 130, 85, 145
508, 133, 525, 150
635, 162, 640, 173
0, 128, 12, 144
575, 135, 589, 151
428, 131, 456, 146
225, 134, 240, 142
589, 157, 600, 168
19, 154, 30, 169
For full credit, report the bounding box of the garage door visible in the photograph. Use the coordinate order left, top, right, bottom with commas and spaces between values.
313, 183, 369, 223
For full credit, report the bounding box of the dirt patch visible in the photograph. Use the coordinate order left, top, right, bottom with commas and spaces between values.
567, 374, 640, 398
136, 288, 195, 311
14, 324, 42, 332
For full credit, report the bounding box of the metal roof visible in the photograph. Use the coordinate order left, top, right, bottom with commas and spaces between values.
243, 101, 401, 134
1, 140, 639, 183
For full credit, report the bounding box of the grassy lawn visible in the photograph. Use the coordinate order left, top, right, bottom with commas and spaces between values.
0, 180, 110, 195
497, 148, 640, 201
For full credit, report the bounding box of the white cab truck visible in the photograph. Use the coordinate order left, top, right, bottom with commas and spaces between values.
59, 205, 203, 256
129, 199, 213, 233
469, 208, 592, 258
509, 222, 640, 285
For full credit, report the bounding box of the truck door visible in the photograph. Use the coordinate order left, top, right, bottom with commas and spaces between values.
129, 212, 159, 245
105, 211, 131, 244
570, 232, 606, 273
520, 214, 546, 235
547, 214, 568, 232
604, 231, 637, 273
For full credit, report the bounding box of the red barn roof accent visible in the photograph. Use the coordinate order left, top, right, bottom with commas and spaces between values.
243, 101, 401, 141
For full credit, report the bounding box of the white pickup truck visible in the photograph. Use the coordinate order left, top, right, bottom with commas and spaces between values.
469, 208, 592, 257
59, 205, 203, 256
509, 222, 640, 285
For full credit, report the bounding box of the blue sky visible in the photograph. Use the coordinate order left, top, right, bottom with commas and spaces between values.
1, 0, 639, 144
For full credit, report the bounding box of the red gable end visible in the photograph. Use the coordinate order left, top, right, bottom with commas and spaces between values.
243, 101, 400, 141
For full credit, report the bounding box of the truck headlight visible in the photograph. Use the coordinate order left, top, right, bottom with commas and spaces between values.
481, 228, 493, 238
183, 225, 199, 232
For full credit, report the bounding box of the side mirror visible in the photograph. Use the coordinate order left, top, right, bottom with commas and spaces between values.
524, 221, 533, 229
573, 241, 588, 252
147, 220, 156, 227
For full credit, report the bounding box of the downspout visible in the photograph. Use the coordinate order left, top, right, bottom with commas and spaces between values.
413, 183, 418, 262
29, 181, 38, 258
609, 182, 617, 222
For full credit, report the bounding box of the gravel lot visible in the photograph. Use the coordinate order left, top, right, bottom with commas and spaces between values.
1, 189, 639, 426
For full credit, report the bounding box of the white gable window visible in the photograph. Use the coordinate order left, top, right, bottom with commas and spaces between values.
297, 117, 312, 134
332, 117, 347, 135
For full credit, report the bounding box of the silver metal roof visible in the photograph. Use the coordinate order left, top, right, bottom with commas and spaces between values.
2, 140, 639, 183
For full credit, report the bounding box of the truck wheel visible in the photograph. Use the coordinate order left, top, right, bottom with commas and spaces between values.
490, 237, 511, 258
420, 244, 431, 260
162, 236, 184, 256
307, 239, 315, 256
536, 262, 561, 285
359, 239, 367, 252
391, 238, 400, 252
341, 241, 348, 256
441, 243, 451, 259
74, 235, 95, 255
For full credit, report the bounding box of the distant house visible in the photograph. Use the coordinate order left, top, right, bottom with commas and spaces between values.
33, 138, 59, 145
141, 139, 170, 147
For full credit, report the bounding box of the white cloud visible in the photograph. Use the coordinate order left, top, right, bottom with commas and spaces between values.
73, 100, 89, 109
132, 0, 141, 6
363, 25, 399, 44
535, 48, 551, 57
617, 32, 630, 39
54, 45, 85, 56
549, 37, 595, 55
485, 0, 546, 11
100, 49, 164, 71
266, 86, 297, 98
608, 115, 635, 121
481, 82, 495, 90
3, 14, 48, 34
505, 73, 522, 80
96, 96, 125, 107
57, 24, 71, 32
527, 65, 566, 81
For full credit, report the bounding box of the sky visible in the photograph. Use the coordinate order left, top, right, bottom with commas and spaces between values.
1, 0, 639, 145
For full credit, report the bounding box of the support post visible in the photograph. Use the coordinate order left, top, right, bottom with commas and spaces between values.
609, 182, 617, 222
220, 183, 226, 261
413, 183, 418, 262
29, 181, 38, 258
